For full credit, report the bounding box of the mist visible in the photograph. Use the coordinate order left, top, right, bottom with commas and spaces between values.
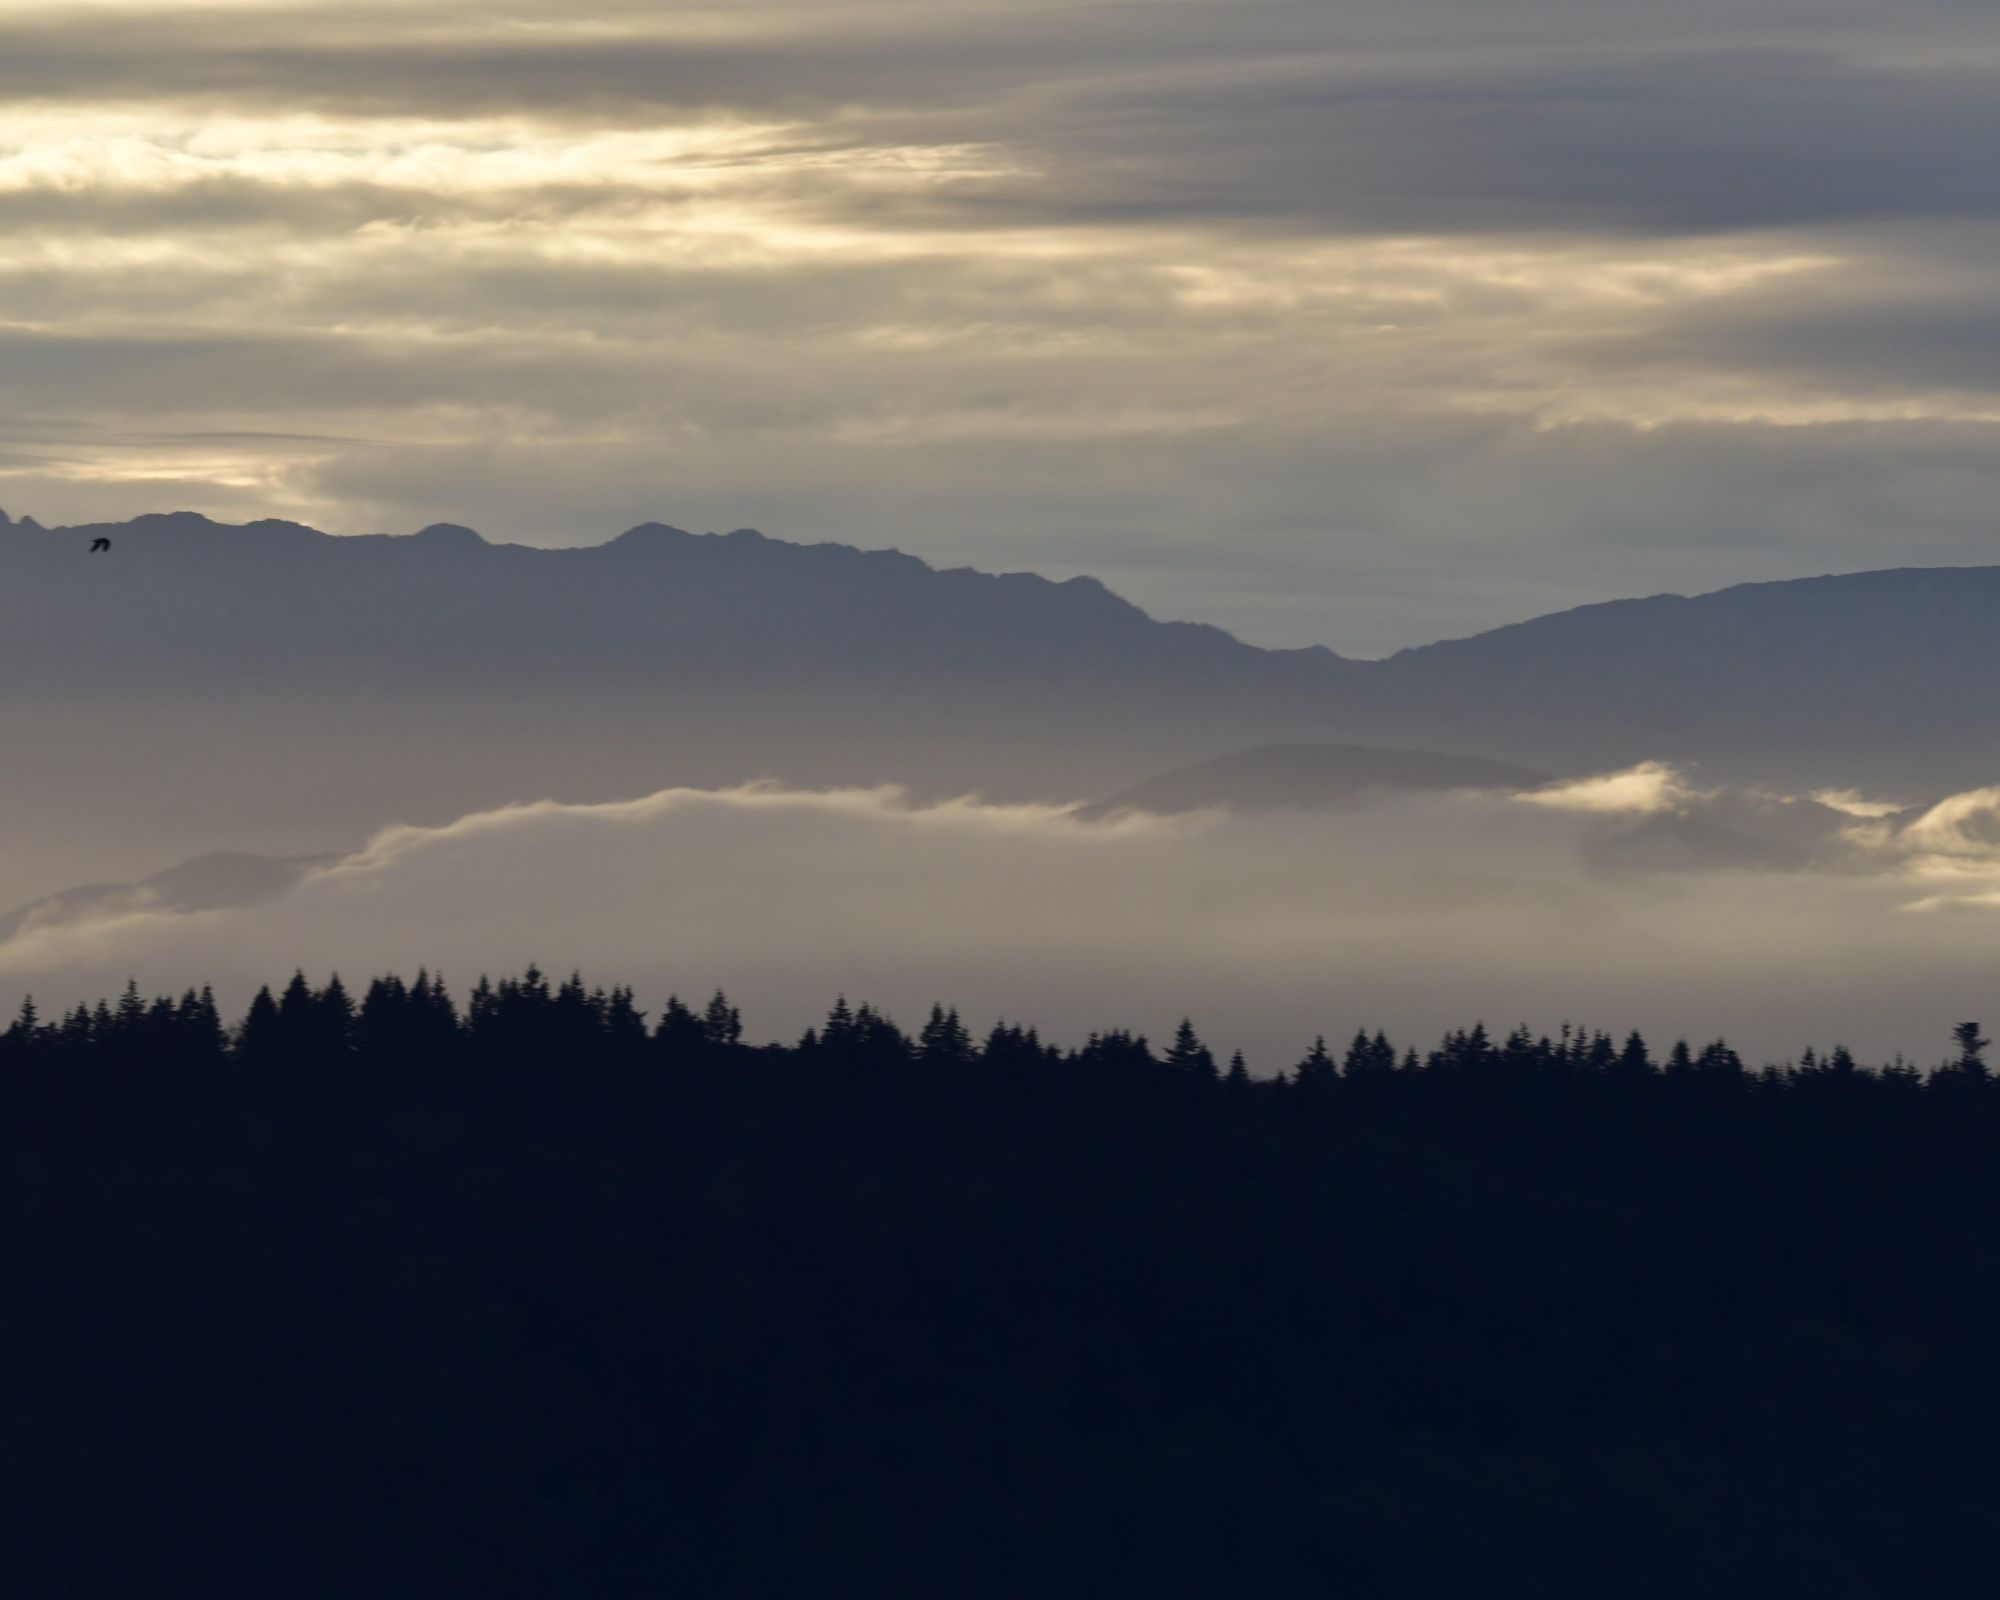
6, 771, 1995, 1068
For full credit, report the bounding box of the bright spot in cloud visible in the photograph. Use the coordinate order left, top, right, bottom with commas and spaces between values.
1518, 761, 1701, 815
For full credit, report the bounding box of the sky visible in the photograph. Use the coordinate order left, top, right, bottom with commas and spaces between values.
3, 0, 2000, 652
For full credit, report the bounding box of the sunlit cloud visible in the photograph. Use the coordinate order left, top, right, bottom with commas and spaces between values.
1814, 787, 1912, 820
1896, 787, 2000, 860
1519, 761, 1702, 815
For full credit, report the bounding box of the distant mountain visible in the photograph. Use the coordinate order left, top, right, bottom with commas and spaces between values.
1342, 567, 1994, 798
0, 510, 1354, 903
1574, 791, 1897, 876
1078, 744, 1549, 819
0, 850, 335, 948
0, 508, 1991, 904
0, 510, 1332, 697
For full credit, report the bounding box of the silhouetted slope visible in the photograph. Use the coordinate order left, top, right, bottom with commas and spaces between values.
7, 971, 2000, 1596
1360, 566, 1998, 792
0, 511, 1333, 695
1080, 742, 1549, 817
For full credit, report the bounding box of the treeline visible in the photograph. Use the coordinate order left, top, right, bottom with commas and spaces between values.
3, 963, 1991, 1090
6, 969, 2000, 1598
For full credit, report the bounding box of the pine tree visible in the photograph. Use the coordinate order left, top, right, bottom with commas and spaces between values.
114, 978, 146, 1042
919, 1004, 974, 1068
822, 996, 857, 1052
1294, 1036, 1336, 1094
235, 985, 283, 1065
1, 995, 40, 1064
357, 975, 409, 1058
319, 974, 357, 1059
703, 990, 743, 1049
1615, 1030, 1653, 1078
1164, 1018, 1217, 1082
655, 995, 707, 1060
1223, 1050, 1251, 1094
605, 986, 648, 1055
175, 986, 228, 1067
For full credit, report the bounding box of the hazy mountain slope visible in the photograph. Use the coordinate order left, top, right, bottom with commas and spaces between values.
0, 511, 1360, 901
1, 508, 1991, 904
0, 850, 336, 948
0, 511, 1337, 696
1078, 744, 1550, 818
1360, 567, 1995, 795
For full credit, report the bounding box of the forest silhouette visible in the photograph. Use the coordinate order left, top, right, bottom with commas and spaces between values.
5, 969, 1999, 1596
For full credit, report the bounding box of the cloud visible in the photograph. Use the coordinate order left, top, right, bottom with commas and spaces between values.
1897, 787, 2000, 859
7, 1, 2000, 647
1519, 761, 1699, 815
6, 773, 2000, 1068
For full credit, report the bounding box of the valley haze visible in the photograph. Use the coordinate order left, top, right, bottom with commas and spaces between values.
2, 508, 1995, 1067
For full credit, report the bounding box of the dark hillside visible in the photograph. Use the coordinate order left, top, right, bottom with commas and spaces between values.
6, 975, 2000, 1596
1363, 566, 1999, 791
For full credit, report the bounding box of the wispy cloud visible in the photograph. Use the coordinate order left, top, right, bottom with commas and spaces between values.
6, 2, 2000, 649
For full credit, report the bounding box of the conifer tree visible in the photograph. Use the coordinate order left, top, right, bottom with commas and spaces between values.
918, 1004, 974, 1067
1294, 1036, 1336, 1095
703, 990, 743, 1049
1615, 1030, 1653, 1078
655, 995, 706, 1059
235, 985, 283, 1065
318, 974, 357, 1059
1164, 1018, 1217, 1081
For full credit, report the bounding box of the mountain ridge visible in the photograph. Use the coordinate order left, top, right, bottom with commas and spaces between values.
12, 504, 1975, 664
0, 507, 1991, 907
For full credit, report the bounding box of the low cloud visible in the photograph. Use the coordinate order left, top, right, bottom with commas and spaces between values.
1520, 760, 1698, 815
6, 772, 2000, 1068
1896, 786, 2000, 858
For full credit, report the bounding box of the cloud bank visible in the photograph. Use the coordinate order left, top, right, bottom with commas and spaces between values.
7, 771, 2000, 1069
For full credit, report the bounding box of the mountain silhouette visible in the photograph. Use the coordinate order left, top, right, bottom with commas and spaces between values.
0, 511, 1351, 901
0, 510, 1984, 902
1350, 567, 1989, 797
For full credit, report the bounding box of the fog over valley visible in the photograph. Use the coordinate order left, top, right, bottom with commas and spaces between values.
4, 507, 1997, 1065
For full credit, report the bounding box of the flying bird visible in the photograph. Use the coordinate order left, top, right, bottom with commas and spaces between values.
89, 537, 110, 553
